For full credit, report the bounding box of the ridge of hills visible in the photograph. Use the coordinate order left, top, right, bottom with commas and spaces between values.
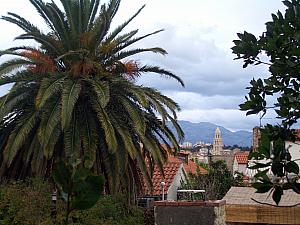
167, 120, 252, 147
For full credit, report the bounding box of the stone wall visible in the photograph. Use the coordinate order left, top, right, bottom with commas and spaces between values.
154, 200, 226, 225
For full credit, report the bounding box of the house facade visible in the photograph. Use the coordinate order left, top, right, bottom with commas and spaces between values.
233, 151, 249, 175
140, 154, 207, 202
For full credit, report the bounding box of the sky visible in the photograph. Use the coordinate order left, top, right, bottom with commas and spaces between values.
0, 0, 286, 131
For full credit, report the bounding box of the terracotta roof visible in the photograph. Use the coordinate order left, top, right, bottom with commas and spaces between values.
184, 159, 207, 174
142, 156, 182, 196
235, 152, 249, 164
140, 155, 207, 196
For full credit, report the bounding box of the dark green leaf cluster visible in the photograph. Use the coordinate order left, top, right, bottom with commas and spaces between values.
0, 0, 185, 197
53, 161, 105, 224
233, 0, 300, 205
53, 161, 105, 210
232, 0, 300, 126
249, 126, 300, 205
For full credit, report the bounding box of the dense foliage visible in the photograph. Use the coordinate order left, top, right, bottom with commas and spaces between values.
0, 0, 184, 196
181, 160, 233, 200
232, 0, 300, 204
0, 179, 144, 225
248, 126, 299, 205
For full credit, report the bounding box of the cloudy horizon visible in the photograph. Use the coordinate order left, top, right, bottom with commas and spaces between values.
0, 0, 286, 131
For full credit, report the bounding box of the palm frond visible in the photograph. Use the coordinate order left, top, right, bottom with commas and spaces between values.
120, 97, 145, 134
15, 33, 63, 56
0, 92, 28, 122
36, 76, 65, 108
80, 106, 98, 168
113, 47, 167, 61
64, 111, 81, 161
104, 4, 145, 43
29, 0, 56, 31
61, 79, 81, 129
0, 60, 31, 77
38, 96, 61, 148
139, 65, 184, 86
3, 111, 39, 167
1, 12, 40, 33
85, 78, 110, 107
113, 29, 164, 53
90, 97, 118, 153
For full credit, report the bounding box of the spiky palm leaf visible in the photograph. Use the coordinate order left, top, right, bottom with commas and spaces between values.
0, 0, 184, 196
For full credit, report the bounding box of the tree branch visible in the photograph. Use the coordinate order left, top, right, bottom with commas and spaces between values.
251, 198, 300, 207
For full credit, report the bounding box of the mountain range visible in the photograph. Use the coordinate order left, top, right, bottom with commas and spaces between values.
167, 120, 252, 147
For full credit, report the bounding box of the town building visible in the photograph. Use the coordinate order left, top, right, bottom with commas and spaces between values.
233, 151, 249, 175
139, 154, 207, 203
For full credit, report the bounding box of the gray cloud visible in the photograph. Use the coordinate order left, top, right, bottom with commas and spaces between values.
163, 91, 244, 110
0, 0, 286, 131
135, 23, 270, 98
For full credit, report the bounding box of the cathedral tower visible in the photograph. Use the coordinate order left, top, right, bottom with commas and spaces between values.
212, 127, 223, 155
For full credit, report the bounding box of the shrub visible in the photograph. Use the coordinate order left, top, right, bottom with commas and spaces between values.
71, 195, 144, 225
0, 178, 53, 225
0, 179, 144, 225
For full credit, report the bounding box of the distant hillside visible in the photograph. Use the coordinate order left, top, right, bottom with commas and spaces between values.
167, 120, 252, 147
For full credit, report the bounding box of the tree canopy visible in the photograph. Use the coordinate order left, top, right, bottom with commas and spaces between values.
232, 0, 300, 204
181, 160, 233, 200
0, 0, 184, 196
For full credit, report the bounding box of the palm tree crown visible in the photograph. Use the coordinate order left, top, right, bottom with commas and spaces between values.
0, 0, 184, 194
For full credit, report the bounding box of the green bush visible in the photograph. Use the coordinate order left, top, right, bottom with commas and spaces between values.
70, 195, 144, 225
0, 179, 144, 225
0, 178, 53, 225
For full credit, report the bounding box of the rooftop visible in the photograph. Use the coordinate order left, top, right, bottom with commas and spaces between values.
142, 156, 182, 196
184, 159, 207, 174
234, 151, 249, 164
141, 155, 207, 196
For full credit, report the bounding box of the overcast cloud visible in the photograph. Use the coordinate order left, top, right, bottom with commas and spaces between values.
0, 0, 286, 131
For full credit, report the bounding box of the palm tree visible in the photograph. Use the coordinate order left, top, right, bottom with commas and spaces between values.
0, 0, 184, 195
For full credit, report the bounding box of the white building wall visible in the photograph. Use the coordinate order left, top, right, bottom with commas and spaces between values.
167, 164, 185, 201
233, 158, 238, 175
286, 141, 300, 167
233, 159, 247, 175
238, 164, 247, 174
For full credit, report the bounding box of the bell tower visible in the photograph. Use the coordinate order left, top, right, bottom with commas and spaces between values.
212, 127, 223, 155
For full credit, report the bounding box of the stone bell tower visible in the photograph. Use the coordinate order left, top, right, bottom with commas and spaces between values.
212, 127, 223, 155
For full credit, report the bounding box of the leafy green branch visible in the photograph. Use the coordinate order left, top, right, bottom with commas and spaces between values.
52, 161, 105, 224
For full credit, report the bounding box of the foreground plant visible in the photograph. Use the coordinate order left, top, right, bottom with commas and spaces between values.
52, 161, 105, 224
0, 0, 184, 195
232, 0, 300, 204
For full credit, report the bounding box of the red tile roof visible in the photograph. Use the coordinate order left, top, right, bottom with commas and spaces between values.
235, 152, 249, 164
184, 159, 207, 174
141, 155, 207, 196
142, 156, 182, 196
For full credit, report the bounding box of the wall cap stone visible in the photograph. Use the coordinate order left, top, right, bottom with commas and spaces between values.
154, 200, 226, 207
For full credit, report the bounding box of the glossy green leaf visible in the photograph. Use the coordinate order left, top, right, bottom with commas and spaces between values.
272, 186, 283, 205
286, 161, 299, 174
